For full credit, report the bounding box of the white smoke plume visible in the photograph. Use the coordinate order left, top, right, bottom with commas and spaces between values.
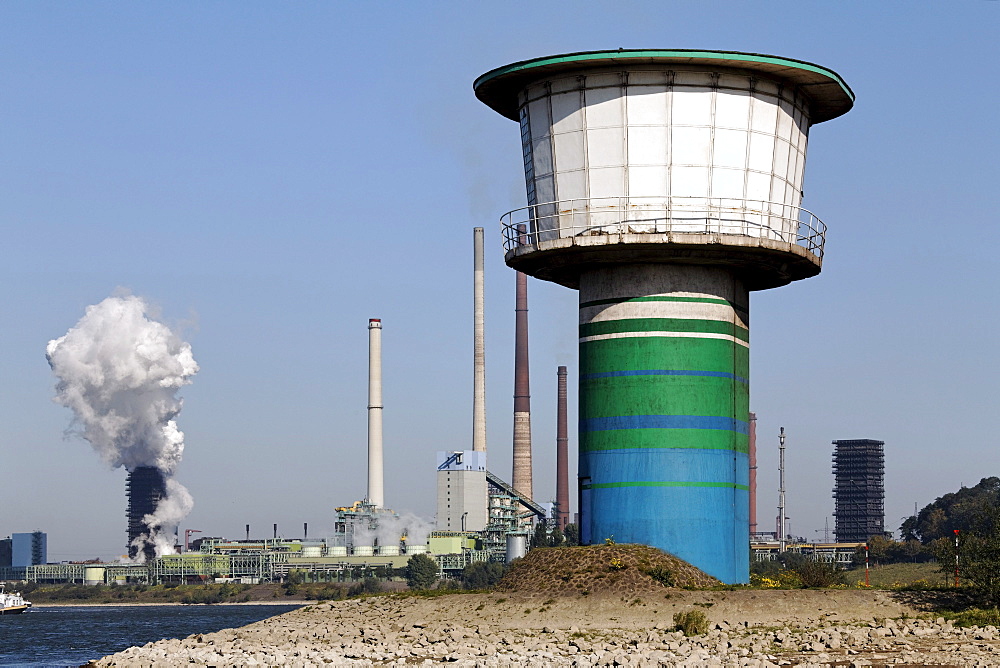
46, 294, 198, 559
375, 512, 433, 548
136, 478, 195, 558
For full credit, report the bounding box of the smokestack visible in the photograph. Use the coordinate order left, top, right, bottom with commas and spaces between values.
273, 523, 278, 539
749, 412, 757, 535
126, 466, 167, 561
246, 524, 250, 541
512, 225, 532, 500
304, 522, 308, 540
473, 227, 487, 453
556, 366, 569, 530
368, 318, 384, 508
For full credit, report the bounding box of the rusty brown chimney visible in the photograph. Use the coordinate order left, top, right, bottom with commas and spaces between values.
556, 366, 569, 530
512, 224, 532, 500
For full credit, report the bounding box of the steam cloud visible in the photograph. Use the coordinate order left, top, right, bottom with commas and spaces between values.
351, 513, 432, 549
46, 294, 198, 560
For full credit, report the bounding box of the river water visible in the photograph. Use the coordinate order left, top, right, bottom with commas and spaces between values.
0, 604, 302, 667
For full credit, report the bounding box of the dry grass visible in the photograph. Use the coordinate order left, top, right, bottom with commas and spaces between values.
495, 544, 719, 597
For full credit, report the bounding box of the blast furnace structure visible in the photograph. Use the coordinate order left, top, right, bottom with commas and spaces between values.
475, 49, 853, 583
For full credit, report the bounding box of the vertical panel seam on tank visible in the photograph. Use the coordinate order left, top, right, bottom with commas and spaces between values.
707, 72, 718, 202
520, 99, 535, 208
769, 81, 783, 206
743, 77, 755, 209
543, 81, 556, 210
621, 70, 629, 205
665, 70, 674, 202
797, 85, 810, 206
579, 76, 591, 205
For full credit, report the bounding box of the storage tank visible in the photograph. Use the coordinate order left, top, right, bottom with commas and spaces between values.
379, 545, 400, 556
353, 545, 374, 557
301, 545, 323, 558
475, 49, 853, 584
84, 567, 106, 585
406, 544, 428, 555
328, 546, 348, 557
505, 533, 527, 563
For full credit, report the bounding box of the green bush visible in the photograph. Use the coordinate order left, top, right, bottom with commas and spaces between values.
796, 559, 843, 588
643, 566, 675, 587
673, 609, 709, 636
943, 607, 1000, 628
461, 561, 506, 590
405, 553, 439, 590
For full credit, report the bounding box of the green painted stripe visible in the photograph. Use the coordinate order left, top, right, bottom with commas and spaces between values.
581, 428, 748, 454
581, 481, 750, 491
579, 337, 749, 378
580, 296, 739, 309
580, 318, 749, 342
580, 375, 748, 420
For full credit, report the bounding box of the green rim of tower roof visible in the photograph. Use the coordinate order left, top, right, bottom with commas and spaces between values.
474, 49, 854, 124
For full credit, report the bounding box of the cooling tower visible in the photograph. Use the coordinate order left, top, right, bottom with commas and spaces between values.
126, 466, 167, 561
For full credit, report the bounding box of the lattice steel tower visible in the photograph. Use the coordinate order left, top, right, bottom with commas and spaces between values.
832, 439, 885, 543
475, 50, 854, 583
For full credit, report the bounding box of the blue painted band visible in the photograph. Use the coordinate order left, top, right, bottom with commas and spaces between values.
580, 369, 749, 384
584, 484, 749, 583
580, 448, 749, 486
580, 415, 749, 435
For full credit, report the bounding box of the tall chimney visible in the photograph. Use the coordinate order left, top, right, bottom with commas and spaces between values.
556, 366, 569, 530
473, 227, 487, 453
273, 523, 278, 539
512, 225, 532, 500
304, 522, 308, 540
749, 412, 757, 535
368, 318, 384, 508
246, 524, 250, 541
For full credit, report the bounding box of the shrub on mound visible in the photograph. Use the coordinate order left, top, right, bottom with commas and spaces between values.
495, 544, 718, 596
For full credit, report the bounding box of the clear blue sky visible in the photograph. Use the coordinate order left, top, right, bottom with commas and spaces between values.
1, 2, 997, 560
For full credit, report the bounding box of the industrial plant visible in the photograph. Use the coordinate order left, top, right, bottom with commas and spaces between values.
3, 49, 886, 589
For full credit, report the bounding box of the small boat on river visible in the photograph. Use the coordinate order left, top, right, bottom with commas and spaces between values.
0, 584, 31, 615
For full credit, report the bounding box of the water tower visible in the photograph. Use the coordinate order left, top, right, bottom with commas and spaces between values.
475, 49, 853, 583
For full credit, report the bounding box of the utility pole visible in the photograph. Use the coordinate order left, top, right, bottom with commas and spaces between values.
778, 427, 786, 553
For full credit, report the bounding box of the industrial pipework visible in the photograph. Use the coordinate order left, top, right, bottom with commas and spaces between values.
367, 318, 384, 509
475, 49, 853, 583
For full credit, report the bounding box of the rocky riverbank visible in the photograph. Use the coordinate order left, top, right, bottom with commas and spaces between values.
90, 589, 1000, 666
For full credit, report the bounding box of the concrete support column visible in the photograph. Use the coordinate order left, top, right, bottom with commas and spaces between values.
577, 264, 749, 583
